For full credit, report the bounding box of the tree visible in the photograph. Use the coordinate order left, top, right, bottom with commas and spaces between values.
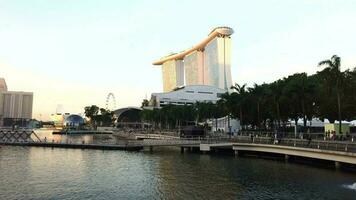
282, 73, 317, 129
248, 83, 269, 130
267, 80, 284, 128
84, 105, 99, 127
231, 83, 248, 128
99, 108, 116, 126
84, 105, 116, 128
141, 99, 149, 108
318, 55, 343, 134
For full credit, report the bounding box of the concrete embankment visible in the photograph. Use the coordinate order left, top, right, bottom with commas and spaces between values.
0, 142, 143, 151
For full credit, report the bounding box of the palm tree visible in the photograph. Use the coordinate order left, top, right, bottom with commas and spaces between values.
318, 55, 343, 134
248, 83, 266, 131
231, 83, 247, 128
268, 80, 284, 129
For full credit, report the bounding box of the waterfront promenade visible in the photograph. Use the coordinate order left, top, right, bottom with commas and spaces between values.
2, 129, 356, 169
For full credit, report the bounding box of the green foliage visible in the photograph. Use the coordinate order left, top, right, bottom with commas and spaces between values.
84, 105, 116, 127
140, 103, 224, 130
140, 55, 356, 132
141, 99, 149, 108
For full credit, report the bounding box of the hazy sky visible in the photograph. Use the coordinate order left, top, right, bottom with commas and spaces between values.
0, 0, 355, 120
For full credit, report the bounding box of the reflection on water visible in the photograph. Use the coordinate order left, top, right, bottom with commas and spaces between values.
343, 182, 356, 190
32, 129, 118, 144
1, 144, 356, 199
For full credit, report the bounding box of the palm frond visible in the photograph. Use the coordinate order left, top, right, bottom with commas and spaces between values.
318, 60, 333, 67
332, 55, 341, 70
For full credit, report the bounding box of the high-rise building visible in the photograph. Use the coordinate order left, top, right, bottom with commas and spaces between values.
184, 50, 205, 85
161, 59, 184, 92
0, 78, 33, 127
204, 37, 232, 90
0, 78, 7, 92
153, 27, 233, 92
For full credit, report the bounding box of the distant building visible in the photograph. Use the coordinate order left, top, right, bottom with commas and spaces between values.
50, 113, 65, 128
153, 27, 233, 92
184, 50, 205, 85
146, 27, 236, 135
207, 116, 241, 136
63, 114, 84, 129
148, 85, 226, 108
161, 60, 185, 92
0, 78, 7, 92
0, 78, 33, 127
114, 107, 142, 122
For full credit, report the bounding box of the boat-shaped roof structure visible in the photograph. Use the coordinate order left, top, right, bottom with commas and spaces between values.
153, 27, 234, 65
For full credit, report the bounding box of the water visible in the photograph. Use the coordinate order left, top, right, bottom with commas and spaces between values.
1, 130, 356, 199
343, 182, 356, 190
31, 130, 117, 144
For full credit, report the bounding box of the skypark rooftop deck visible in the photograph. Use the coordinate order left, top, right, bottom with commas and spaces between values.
153, 26, 233, 65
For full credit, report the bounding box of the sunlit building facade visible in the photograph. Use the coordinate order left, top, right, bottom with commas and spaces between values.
162, 59, 184, 92
153, 27, 233, 92
184, 50, 205, 85
149, 85, 226, 108
0, 78, 33, 127
204, 37, 232, 90
0, 78, 7, 92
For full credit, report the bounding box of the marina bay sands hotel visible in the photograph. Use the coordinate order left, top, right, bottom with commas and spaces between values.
153, 27, 234, 92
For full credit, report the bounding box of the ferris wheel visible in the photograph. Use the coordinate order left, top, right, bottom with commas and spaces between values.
105, 93, 116, 111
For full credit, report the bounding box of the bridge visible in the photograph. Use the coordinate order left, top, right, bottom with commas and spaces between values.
2, 130, 356, 169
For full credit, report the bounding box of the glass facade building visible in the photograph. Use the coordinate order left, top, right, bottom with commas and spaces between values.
155, 27, 233, 92
204, 37, 232, 90
162, 60, 184, 92
184, 50, 204, 85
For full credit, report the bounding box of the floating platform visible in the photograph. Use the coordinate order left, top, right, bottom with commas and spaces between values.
52, 130, 113, 135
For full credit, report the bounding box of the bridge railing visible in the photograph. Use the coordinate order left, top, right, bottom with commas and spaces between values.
0, 129, 37, 143
3, 129, 356, 153
234, 136, 356, 153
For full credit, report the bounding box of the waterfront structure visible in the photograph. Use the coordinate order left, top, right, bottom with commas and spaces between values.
148, 85, 226, 108
153, 27, 233, 92
114, 107, 142, 122
63, 114, 84, 128
50, 113, 66, 128
207, 116, 241, 135
0, 78, 33, 127
325, 123, 350, 136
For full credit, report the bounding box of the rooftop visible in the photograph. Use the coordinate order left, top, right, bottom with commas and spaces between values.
152, 26, 234, 65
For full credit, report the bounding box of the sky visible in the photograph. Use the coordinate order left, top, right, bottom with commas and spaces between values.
0, 0, 355, 120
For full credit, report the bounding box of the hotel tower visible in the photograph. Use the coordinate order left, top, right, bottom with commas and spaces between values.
153, 27, 233, 92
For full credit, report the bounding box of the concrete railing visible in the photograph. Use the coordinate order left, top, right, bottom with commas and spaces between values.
234, 136, 356, 153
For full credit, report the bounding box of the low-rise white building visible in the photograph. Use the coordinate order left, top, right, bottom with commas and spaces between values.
0, 78, 33, 127
207, 116, 241, 136
149, 85, 226, 108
